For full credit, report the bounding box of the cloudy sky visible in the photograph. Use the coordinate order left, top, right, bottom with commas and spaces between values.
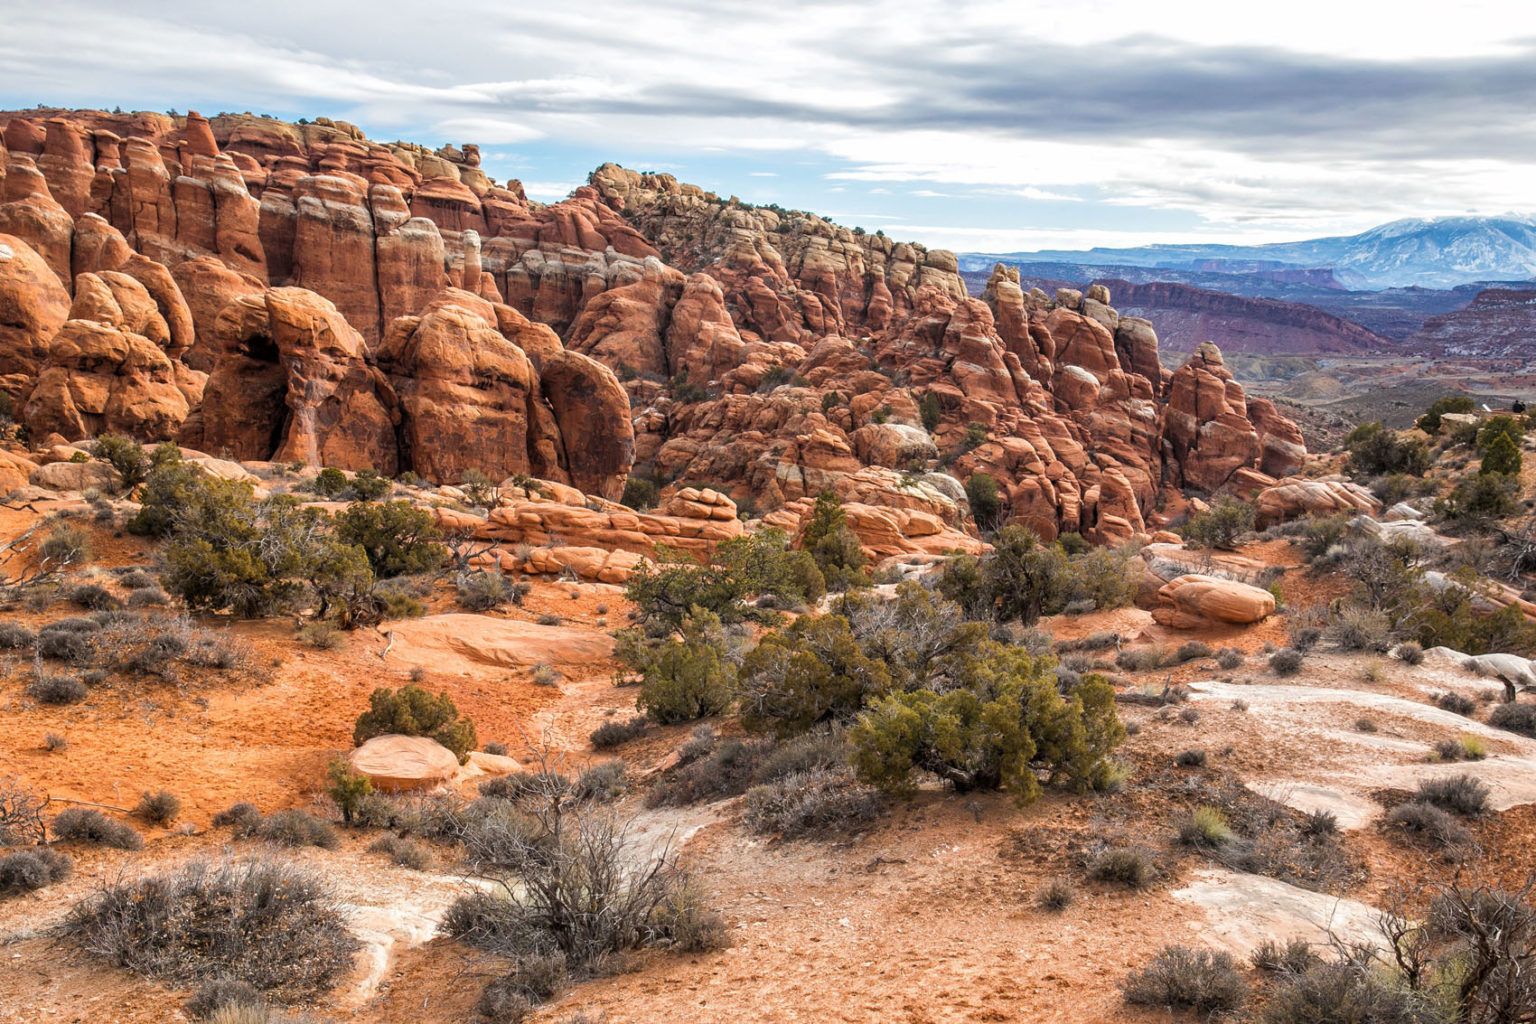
3, 0, 1534, 252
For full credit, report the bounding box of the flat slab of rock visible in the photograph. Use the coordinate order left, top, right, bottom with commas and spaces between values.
349, 734, 459, 791
1173, 868, 1385, 956
387, 613, 615, 674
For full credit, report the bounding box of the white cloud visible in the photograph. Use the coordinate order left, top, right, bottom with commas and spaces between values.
2, 0, 1533, 245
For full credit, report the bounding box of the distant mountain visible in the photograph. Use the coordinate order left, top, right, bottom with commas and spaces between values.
961, 216, 1536, 289
1102, 280, 1391, 356
1410, 287, 1536, 358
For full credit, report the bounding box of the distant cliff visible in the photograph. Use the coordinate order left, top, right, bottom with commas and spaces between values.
1102, 280, 1391, 355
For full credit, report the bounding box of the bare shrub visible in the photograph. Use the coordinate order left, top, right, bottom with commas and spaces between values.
0, 847, 72, 895
256, 809, 337, 849
1387, 800, 1470, 849
212, 802, 264, 836
1, 779, 49, 845
28, 670, 86, 704
186, 977, 265, 1020
743, 767, 884, 839
647, 737, 770, 807
1175, 748, 1207, 768
1250, 937, 1320, 974
1215, 648, 1244, 670
135, 789, 181, 825
1087, 845, 1159, 888
367, 835, 434, 870
0, 622, 36, 649
1036, 877, 1075, 911
1396, 641, 1425, 665
1490, 701, 1536, 737
590, 716, 648, 749
62, 858, 361, 1000
1270, 648, 1304, 675
1435, 691, 1477, 716
52, 807, 143, 849
1122, 945, 1246, 1015
573, 761, 628, 803
1415, 774, 1489, 816
1326, 604, 1395, 652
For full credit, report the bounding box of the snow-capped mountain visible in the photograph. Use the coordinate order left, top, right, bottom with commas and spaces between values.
962, 216, 1536, 290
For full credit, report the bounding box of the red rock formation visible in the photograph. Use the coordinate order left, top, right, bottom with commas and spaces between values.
0, 107, 1307, 542
0, 234, 70, 396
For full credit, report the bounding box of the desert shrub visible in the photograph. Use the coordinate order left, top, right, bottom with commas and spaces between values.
44, 733, 68, 752
1251, 937, 1321, 974
126, 586, 170, 608
36, 622, 97, 664
40, 523, 92, 567
590, 716, 648, 749
1435, 691, 1477, 716
1300, 809, 1340, 839
212, 802, 264, 836
1036, 877, 1075, 911
66, 582, 120, 611
799, 493, 869, 591
1175, 748, 1208, 768
484, 741, 509, 756
1481, 430, 1523, 476
1116, 646, 1168, 672
1457, 735, 1488, 760
456, 571, 520, 611
1345, 422, 1431, 479
677, 724, 718, 764
1489, 701, 1536, 736
1415, 774, 1489, 816
1175, 640, 1214, 663
0, 847, 72, 895
479, 771, 573, 804
1179, 806, 1234, 848
441, 795, 727, 973
311, 467, 348, 498
1260, 962, 1430, 1024
1437, 472, 1518, 527
1387, 800, 1470, 849
965, 472, 1006, 532
1057, 631, 1120, 653
621, 473, 660, 511
1397, 641, 1425, 665
750, 729, 849, 784
334, 501, 446, 578
536, 613, 564, 626
850, 645, 1123, 800
185, 977, 265, 1020
1181, 496, 1256, 550
256, 809, 337, 850
634, 610, 736, 725
28, 671, 87, 704
92, 434, 149, 489
647, 737, 770, 808
982, 526, 1070, 624
62, 858, 360, 999
573, 761, 628, 803
1088, 846, 1159, 888
1327, 604, 1395, 651
742, 767, 883, 839
1417, 395, 1475, 434
736, 613, 890, 735
0, 622, 35, 649
367, 835, 434, 870
1064, 546, 1136, 612
1122, 945, 1246, 1015
52, 808, 142, 849
1270, 648, 1304, 675
117, 568, 156, 590
325, 761, 372, 827
1215, 648, 1244, 670
135, 789, 181, 825
354, 684, 477, 763
348, 468, 392, 501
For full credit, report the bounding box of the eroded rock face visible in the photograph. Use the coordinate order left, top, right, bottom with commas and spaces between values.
21, 271, 199, 441
0, 107, 1306, 542
182, 286, 399, 471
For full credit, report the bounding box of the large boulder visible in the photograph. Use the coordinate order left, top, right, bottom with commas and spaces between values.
348, 734, 459, 792
1152, 573, 1276, 629
0, 233, 70, 394
1254, 479, 1380, 527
